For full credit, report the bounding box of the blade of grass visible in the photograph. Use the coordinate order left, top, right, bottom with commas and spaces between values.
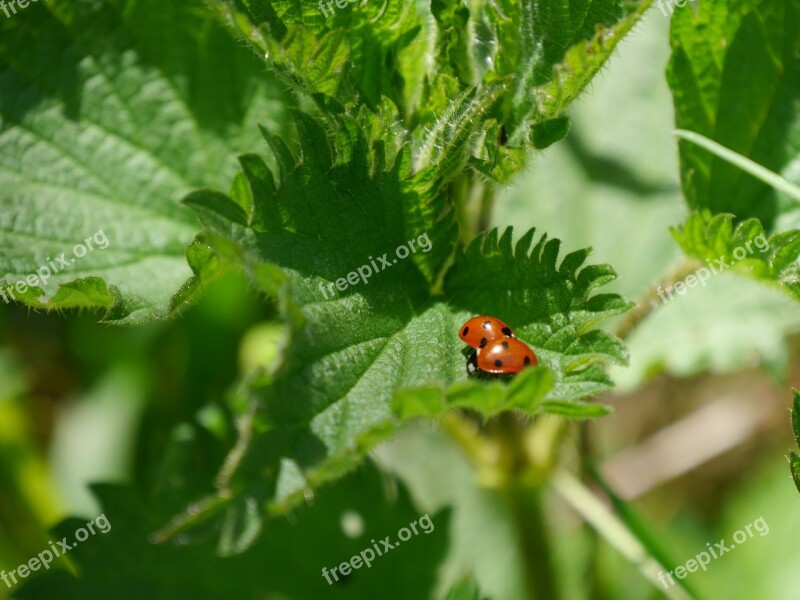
552, 469, 695, 600
590, 467, 700, 599
673, 129, 800, 203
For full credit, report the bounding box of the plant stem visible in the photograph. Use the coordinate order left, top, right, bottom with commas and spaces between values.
673, 129, 800, 202
578, 422, 604, 600
493, 413, 562, 600
509, 482, 561, 600
442, 413, 571, 600
613, 258, 700, 340
451, 171, 496, 241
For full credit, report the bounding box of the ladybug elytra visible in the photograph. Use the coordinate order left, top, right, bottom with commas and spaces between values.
459, 316, 515, 349
459, 316, 538, 376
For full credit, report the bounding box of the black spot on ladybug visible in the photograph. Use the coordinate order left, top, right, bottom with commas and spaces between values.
501, 327, 512, 336
524, 356, 531, 366
501, 341, 509, 349
480, 337, 488, 348
494, 359, 503, 367
462, 326, 469, 336
483, 321, 492, 330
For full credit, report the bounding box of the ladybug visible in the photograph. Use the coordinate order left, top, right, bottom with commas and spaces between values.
459, 316, 515, 349
467, 338, 538, 375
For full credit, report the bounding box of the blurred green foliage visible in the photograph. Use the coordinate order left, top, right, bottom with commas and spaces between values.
1, 0, 799, 599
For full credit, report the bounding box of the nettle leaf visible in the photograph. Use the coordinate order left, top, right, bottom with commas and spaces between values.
793, 390, 800, 448
393, 367, 555, 420
667, 0, 800, 228
483, 0, 652, 144
0, 0, 287, 324
210, 0, 423, 113
791, 452, 800, 495
16, 465, 448, 599
671, 212, 800, 301
209, 0, 652, 183
164, 112, 630, 552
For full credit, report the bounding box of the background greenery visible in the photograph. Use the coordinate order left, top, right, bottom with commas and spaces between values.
1, 0, 799, 598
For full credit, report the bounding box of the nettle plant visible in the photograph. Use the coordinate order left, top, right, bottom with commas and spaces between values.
1, 0, 799, 598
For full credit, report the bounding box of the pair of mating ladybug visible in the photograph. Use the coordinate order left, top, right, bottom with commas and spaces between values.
459, 316, 538, 375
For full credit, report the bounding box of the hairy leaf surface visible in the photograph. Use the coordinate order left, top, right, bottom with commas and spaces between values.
209, 0, 653, 182
0, 0, 287, 323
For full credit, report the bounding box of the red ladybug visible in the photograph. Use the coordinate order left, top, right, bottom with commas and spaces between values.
467, 338, 538, 375
459, 316, 515, 349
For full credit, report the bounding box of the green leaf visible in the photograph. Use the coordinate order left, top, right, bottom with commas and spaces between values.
540, 399, 612, 419
432, 0, 475, 85
486, 0, 652, 146
393, 367, 554, 419
671, 212, 800, 301
493, 10, 686, 307
210, 0, 653, 183
15, 464, 448, 599
210, 0, 422, 112
0, 0, 287, 324
415, 81, 508, 182
614, 274, 800, 390
667, 0, 800, 227
793, 389, 800, 449
791, 453, 800, 494
166, 112, 630, 551
673, 129, 800, 204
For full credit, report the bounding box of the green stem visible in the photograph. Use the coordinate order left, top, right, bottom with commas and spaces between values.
613, 258, 699, 340
578, 423, 604, 600
673, 129, 800, 202
493, 413, 562, 600
442, 412, 569, 600
451, 171, 496, 241
509, 483, 561, 600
